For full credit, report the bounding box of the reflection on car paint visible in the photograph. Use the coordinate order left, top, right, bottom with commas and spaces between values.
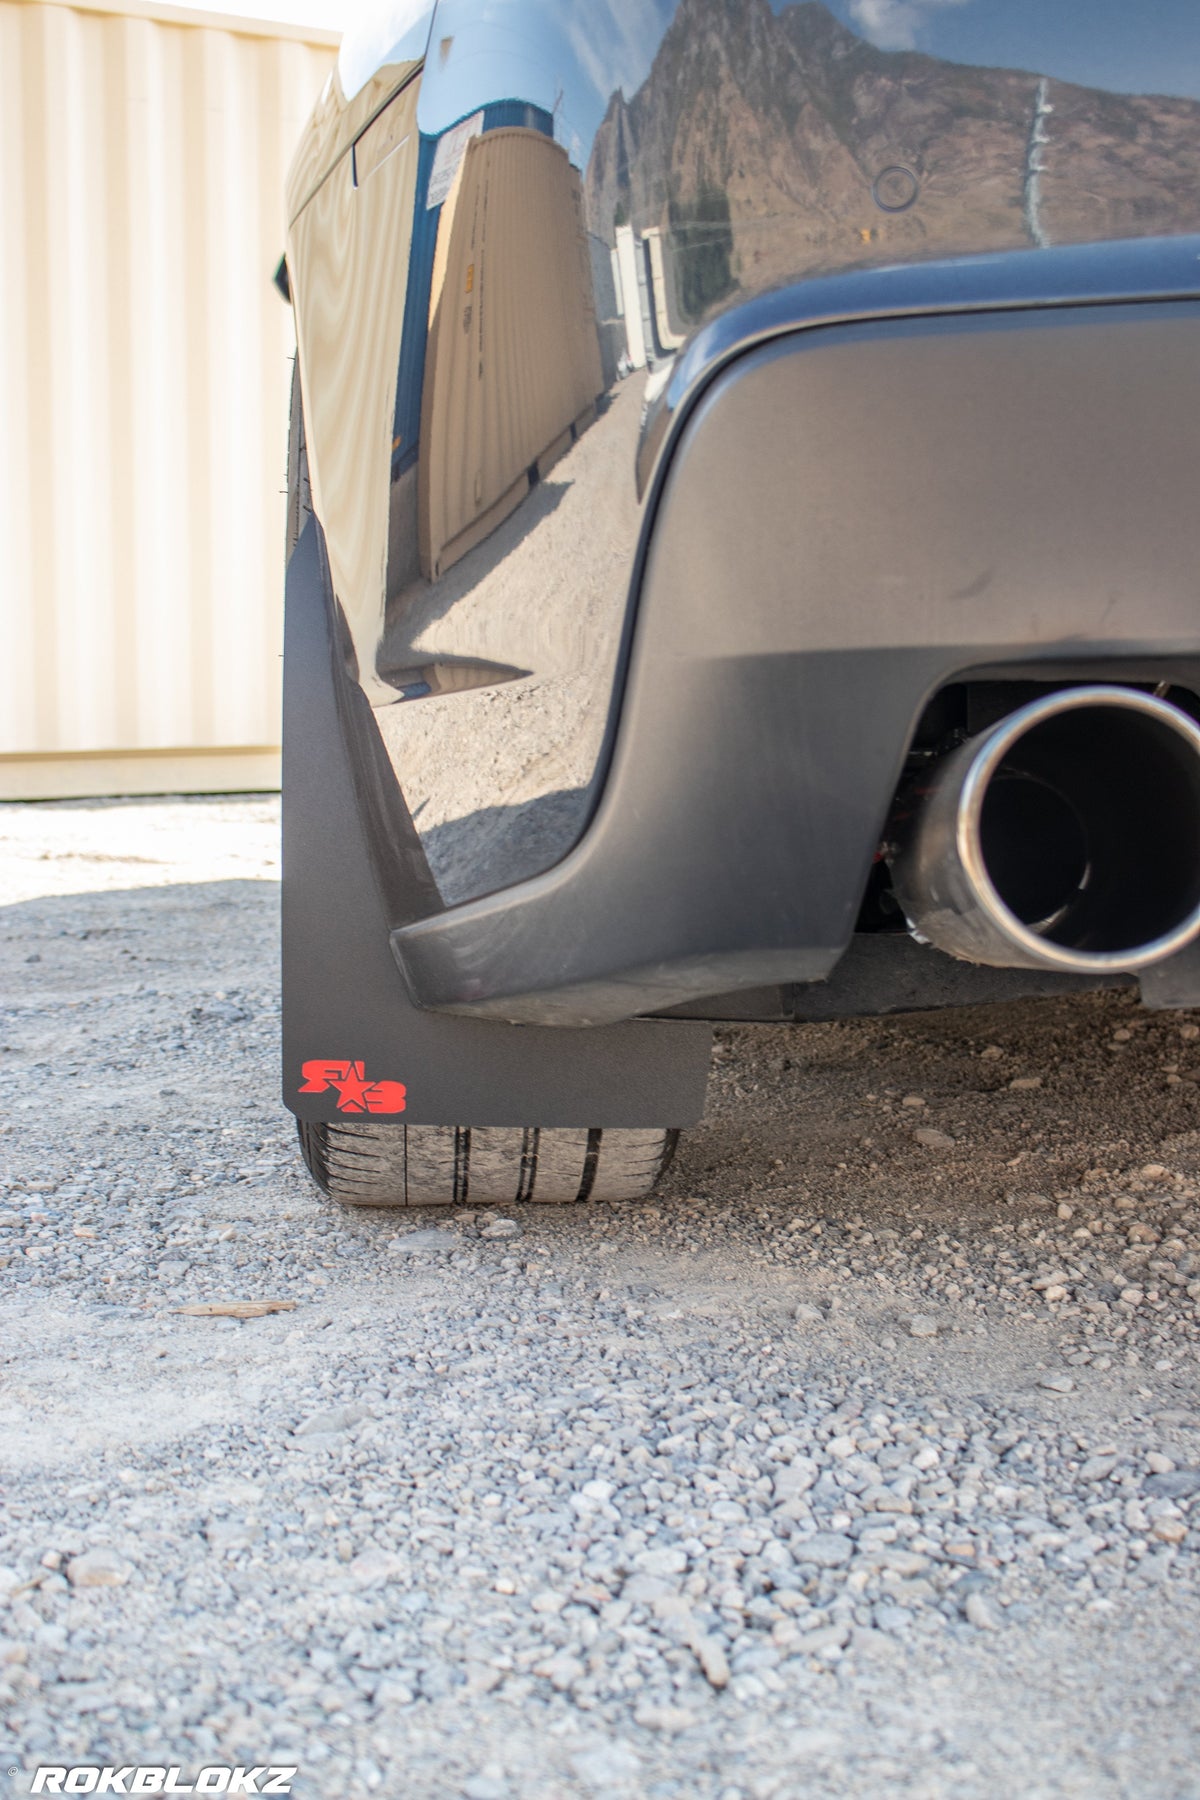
285, 0, 1200, 911
288, 79, 423, 707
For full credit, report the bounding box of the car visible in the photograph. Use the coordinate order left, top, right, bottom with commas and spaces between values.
280, 0, 1200, 1209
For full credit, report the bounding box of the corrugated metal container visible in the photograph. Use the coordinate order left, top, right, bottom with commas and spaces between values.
613, 224, 646, 372
418, 128, 605, 581
0, 0, 336, 799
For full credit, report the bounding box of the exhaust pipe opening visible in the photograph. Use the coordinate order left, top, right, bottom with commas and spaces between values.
890, 686, 1200, 974
978, 767, 1091, 937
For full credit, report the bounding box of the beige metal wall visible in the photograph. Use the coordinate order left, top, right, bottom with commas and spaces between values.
419, 129, 604, 582
0, 0, 336, 798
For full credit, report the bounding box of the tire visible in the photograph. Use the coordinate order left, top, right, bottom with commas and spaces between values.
298, 1120, 679, 1207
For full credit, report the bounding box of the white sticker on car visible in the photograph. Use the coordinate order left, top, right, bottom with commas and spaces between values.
427, 111, 484, 208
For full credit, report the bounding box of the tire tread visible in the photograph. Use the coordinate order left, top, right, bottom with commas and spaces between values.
297, 1121, 678, 1208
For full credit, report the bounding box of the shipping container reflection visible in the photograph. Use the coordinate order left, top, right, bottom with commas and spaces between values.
379, 373, 643, 906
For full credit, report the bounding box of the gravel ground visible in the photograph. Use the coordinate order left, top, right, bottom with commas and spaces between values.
2, 797, 1200, 1800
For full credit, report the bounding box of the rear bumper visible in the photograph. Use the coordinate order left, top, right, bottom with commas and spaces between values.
389, 241, 1200, 1025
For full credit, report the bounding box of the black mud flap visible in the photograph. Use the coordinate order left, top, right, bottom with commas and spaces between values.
282, 520, 712, 1127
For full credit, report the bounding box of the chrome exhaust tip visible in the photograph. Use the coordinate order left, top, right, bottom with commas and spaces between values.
889, 685, 1200, 974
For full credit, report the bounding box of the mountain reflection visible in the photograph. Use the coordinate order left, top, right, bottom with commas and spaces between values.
584, 0, 1200, 316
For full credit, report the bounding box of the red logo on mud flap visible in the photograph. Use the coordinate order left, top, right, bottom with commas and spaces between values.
299, 1060, 407, 1115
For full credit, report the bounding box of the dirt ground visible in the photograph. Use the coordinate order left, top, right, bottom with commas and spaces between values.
1, 797, 1198, 1800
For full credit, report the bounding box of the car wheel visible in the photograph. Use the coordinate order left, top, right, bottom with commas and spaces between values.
297, 1120, 679, 1206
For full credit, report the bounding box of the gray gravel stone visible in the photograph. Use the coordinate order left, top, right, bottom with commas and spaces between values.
964, 1592, 1003, 1631
4, 797, 1200, 1800
796, 1533, 855, 1568
389, 1229, 461, 1255
1144, 1468, 1200, 1499
292, 1404, 368, 1438
65, 1549, 132, 1588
